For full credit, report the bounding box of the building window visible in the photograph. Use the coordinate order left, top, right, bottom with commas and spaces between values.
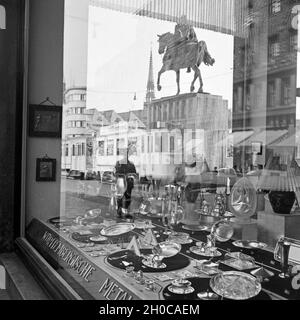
65, 145, 69, 156
282, 78, 291, 105
290, 31, 298, 52
78, 144, 82, 156
268, 81, 276, 107
82, 143, 85, 156
268, 36, 280, 63
107, 140, 114, 156
72, 145, 75, 156
270, 0, 281, 14
98, 141, 104, 156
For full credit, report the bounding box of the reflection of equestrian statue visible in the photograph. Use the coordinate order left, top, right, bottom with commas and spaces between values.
174, 15, 198, 73
157, 16, 215, 95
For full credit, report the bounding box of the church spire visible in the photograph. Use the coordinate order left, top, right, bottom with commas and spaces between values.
146, 47, 155, 103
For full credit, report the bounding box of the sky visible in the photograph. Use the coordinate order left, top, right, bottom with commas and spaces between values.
85, 7, 234, 113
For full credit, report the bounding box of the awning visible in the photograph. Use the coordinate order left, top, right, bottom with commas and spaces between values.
90, 0, 248, 37
216, 130, 254, 147
269, 133, 300, 148
236, 130, 288, 147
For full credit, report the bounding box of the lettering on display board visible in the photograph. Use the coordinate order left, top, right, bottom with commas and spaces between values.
99, 278, 133, 301
0, 5, 6, 30
41, 231, 96, 282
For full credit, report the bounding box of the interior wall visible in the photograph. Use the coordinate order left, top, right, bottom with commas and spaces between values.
0, 0, 24, 252
26, 0, 64, 225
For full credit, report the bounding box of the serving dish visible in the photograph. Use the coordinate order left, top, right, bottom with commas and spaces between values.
232, 240, 267, 250
220, 258, 258, 270
100, 223, 135, 237
210, 271, 261, 300
190, 245, 222, 257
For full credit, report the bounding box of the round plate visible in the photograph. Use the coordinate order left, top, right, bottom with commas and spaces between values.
190, 246, 222, 257
232, 240, 267, 250
100, 223, 135, 237
210, 271, 261, 300
168, 285, 195, 295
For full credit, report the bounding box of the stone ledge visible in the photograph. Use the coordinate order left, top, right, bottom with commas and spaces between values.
0, 253, 49, 300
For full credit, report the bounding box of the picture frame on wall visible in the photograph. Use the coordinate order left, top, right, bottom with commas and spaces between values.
28, 104, 62, 138
36, 157, 56, 182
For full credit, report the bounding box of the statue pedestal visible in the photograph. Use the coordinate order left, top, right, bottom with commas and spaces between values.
257, 211, 300, 249
232, 218, 257, 241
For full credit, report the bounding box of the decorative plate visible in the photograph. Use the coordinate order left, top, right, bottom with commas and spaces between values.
232, 240, 267, 250
100, 223, 135, 237
210, 271, 261, 300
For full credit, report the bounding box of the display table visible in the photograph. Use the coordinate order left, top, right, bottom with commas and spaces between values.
25, 217, 300, 300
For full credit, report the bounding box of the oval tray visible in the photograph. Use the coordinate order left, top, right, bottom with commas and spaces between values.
100, 223, 135, 237
232, 240, 267, 250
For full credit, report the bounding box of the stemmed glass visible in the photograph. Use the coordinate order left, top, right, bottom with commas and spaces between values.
115, 174, 127, 200
168, 205, 184, 237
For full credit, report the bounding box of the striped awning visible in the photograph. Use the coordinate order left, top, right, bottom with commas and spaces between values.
89, 0, 249, 37
236, 130, 288, 148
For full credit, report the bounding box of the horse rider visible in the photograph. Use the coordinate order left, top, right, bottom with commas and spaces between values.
174, 15, 198, 72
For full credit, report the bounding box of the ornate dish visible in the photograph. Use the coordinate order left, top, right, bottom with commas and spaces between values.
232, 240, 267, 250
100, 223, 135, 237
190, 246, 222, 257
210, 271, 261, 300
168, 285, 195, 295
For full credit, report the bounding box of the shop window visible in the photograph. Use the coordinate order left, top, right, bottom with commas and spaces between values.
23, 0, 300, 301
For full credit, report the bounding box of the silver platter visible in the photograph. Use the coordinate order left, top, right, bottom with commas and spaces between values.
210, 271, 261, 300
100, 223, 135, 237
190, 246, 222, 257
232, 240, 267, 250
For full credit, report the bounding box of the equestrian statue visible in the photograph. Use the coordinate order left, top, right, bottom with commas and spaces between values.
157, 16, 215, 95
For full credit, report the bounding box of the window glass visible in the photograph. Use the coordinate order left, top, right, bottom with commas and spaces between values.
25, 0, 300, 300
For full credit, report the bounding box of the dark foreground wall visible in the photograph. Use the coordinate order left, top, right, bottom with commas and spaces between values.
0, 0, 24, 251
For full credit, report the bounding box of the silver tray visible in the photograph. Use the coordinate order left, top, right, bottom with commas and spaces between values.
232, 240, 267, 250
100, 223, 135, 237
210, 271, 261, 300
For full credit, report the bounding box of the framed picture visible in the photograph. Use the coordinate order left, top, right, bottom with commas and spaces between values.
251, 141, 263, 155
28, 105, 62, 138
36, 158, 56, 182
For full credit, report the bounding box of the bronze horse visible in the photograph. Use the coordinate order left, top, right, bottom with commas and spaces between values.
157, 32, 215, 95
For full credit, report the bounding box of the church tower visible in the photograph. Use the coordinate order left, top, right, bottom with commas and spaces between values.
145, 48, 155, 103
